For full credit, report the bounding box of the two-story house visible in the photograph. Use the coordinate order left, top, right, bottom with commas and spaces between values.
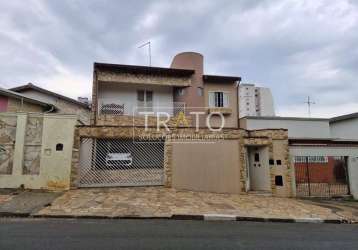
91, 52, 239, 128
72, 52, 293, 198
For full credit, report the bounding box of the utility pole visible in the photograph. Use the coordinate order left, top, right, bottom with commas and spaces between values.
304, 96, 315, 117
138, 41, 151, 66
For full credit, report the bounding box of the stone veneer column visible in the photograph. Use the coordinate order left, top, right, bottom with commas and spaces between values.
163, 141, 173, 187
12, 113, 27, 176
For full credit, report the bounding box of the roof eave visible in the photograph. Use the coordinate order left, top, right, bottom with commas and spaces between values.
202, 74, 241, 83
10, 84, 90, 109
94, 62, 195, 77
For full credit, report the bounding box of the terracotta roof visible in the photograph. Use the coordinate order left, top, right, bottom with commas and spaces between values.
94, 62, 195, 77
203, 74, 241, 83
10, 83, 90, 109
0, 87, 55, 110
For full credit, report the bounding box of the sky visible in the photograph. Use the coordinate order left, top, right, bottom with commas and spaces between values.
1, 0, 358, 118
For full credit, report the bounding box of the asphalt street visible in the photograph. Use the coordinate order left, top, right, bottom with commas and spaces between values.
0, 218, 357, 250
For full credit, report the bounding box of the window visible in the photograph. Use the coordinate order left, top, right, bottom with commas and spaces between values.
269, 159, 275, 165
197, 87, 203, 96
294, 156, 328, 163
177, 88, 185, 96
276, 160, 282, 165
275, 176, 283, 186
137, 90, 153, 112
56, 143, 63, 151
254, 153, 260, 162
209, 92, 229, 108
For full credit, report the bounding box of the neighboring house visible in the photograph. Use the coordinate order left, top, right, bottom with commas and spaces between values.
240, 115, 358, 199
330, 113, 358, 141
10, 83, 90, 124
0, 87, 54, 113
71, 52, 293, 198
239, 83, 275, 118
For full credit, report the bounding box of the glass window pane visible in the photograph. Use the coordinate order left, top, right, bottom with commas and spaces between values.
146, 91, 153, 102
137, 90, 144, 102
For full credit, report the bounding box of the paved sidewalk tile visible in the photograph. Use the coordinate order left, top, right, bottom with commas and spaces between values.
0, 191, 63, 216
36, 187, 355, 221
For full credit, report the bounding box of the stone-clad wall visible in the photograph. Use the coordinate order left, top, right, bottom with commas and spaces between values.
0, 113, 77, 190
71, 126, 292, 197
97, 71, 191, 87
70, 126, 245, 188
23, 115, 43, 175
244, 129, 292, 197
0, 114, 17, 174
96, 114, 193, 127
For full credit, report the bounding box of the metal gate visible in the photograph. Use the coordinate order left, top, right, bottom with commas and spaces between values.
78, 138, 165, 187
294, 156, 350, 197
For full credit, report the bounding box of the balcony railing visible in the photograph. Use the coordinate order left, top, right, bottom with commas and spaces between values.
98, 100, 186, 117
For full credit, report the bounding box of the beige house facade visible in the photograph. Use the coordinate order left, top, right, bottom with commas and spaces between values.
70, 52, 293, 197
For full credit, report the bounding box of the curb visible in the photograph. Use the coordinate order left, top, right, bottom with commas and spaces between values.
0, 212, 30, 218
0, 213, 351, 224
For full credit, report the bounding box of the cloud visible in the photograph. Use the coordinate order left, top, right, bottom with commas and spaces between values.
0, 0, 357, 118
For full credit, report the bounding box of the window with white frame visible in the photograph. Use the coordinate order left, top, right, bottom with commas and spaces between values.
294, 156, 328, 163
208, 91, 229, 108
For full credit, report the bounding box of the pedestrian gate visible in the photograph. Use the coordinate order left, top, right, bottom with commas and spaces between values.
78, 138, 165, 187
294, 156, 350, 197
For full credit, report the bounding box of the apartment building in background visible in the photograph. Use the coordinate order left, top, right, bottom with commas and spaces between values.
239, 83, 275, 118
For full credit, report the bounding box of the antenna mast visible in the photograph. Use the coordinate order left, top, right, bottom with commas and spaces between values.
138, 41, 151, 66
304, 96, 315, 117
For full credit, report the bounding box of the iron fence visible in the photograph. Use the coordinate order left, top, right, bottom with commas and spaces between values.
294, 156, 350, 197
78, 138, 165, 187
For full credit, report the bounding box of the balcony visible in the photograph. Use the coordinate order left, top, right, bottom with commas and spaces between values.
97, 100, 186, 126
99, 100, 185, 116
207, 107, 232, 115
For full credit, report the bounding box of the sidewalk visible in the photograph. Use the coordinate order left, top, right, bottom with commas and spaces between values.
0, 190, 62, 217
35, 187, 357, 223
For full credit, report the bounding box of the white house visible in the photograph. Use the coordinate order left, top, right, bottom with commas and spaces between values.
240, 114, 358, 199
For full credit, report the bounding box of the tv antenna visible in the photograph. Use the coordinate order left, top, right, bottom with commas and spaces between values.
304, 96, 315, 117
138, 41, 151, 66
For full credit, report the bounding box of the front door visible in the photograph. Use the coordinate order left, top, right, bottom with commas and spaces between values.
248, 147, 271, 191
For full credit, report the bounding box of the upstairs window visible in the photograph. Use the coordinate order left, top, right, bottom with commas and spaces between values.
137, 90, 153, 112
209, 92, 229, 108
